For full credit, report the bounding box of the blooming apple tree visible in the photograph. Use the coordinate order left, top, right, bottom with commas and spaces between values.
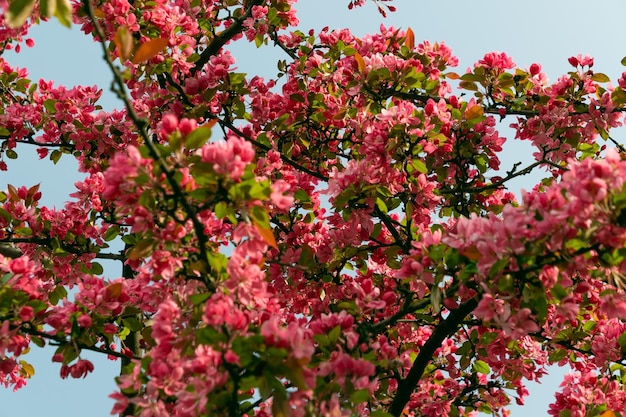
1, 0, 626, 416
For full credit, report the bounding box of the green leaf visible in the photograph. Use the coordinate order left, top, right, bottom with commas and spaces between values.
622, 56, 626, 66
479, 332, 498, 345
370, 412, 394, 417
118, 326, 130, 340
328, 325, 341, 343
40, 0, 52, 17
49, 285, 68, 306
1, 273, 13, 285
50, 150, 62, 164
90, 262, 104, 275
410, 159, 427, 174
458, 81, 478, 91
375, 197, 388, 214
30, 336, 45, 348
293, 189, 310, 203
122, 316, 143, 332
43, 99, 57, 113
350, 389, 371, 404
591, 73, 610, 83
114, 26, 134, 62
430, 285, 441, 314
0, 208, 11, 223
214, 202, 229, 219
618, 332, 626, 351
128, 239, 155, 260
103, 225, 120, 242
583, 320, 597, 332
197, 327, 227, 345
472, 360, 491, 375
550, 284, 567, 300
6, 0, 36, 28
549, 348, 568, 363
53, 0, 72, 28
189, 292, 211, 305
185, 126, 213, 149
15, 227, 32, 236
250, 205, 270, 229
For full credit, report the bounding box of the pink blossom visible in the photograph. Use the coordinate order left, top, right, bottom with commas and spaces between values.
18, 306, 34, 322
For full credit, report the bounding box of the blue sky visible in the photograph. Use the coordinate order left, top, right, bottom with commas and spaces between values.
1, 0, 626, 415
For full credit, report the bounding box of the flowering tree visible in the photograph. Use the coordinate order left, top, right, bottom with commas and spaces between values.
2, 0, 626, 416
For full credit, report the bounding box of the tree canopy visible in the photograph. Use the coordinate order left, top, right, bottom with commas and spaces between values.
1, 1, 626, 417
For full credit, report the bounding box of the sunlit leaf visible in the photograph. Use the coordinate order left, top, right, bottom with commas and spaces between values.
405, 27, 415, 49
189, 293, 211, 305
40, 0, 55, 17
375, 197, 388, 214
354, 51, 366, 74
472, 360, 490, 375
253, 218, 277, 249
6, 0, 36, 28
460, 246, 481, 260
115, 27, 134, 62
122, 317, 142, 332
128, 239, 155, 260
7, 184, 21, 201
19, 360, 35, 377
185, 126, 212, 149
104, 225, 120, 242
464, 104, 484, 120
591, 73, 610, 83
106, 282, 123, 299
53, 0, 72, 28
132, 37, 169, 64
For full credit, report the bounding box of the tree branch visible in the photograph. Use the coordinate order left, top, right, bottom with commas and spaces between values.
388, 297, 479, 417
19, 323, 139, 361
192, 0, 265, 75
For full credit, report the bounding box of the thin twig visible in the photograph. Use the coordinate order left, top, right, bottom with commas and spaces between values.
20, 323, 140, 360
192, 0, 265, 75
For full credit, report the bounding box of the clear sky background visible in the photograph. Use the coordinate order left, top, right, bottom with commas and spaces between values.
1, 0, 626, 415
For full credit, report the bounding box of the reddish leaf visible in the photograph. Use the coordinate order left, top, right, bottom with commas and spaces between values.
128, 239, 155, 260
464, 104, 484, 120
105, 282, 123, 299
253, 219, 277, 249
405, 27, 415, 49
7, 184, 19, 201
132, 37, 169, 64
354, 52, 366, 74
460, 246, 481, 261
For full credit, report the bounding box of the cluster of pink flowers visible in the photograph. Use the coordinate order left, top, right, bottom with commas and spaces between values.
200, 134, 256, 179
7, 1, 626, 416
